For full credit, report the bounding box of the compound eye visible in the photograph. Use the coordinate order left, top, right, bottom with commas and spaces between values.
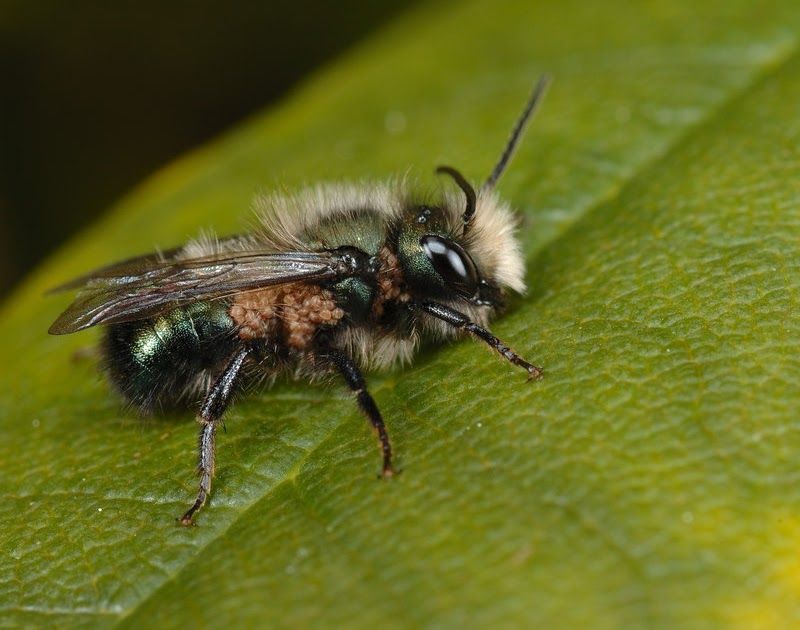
420, 235, 479, 298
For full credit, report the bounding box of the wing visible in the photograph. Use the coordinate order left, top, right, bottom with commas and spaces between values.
49, 249, 351, 334
47, 247, 185, 293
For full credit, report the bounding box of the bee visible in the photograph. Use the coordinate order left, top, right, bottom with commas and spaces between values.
49, 76, 550, 525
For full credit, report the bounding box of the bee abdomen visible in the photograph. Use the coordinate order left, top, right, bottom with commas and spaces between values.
103, 301, 237, 410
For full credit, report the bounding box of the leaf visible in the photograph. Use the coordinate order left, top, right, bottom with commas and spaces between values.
2, 0, 800, 626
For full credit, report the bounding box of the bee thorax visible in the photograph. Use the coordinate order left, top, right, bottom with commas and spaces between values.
230, 284, 344, 349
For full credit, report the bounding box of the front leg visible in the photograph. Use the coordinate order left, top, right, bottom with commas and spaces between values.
179, 346, 251, 526
415, 301, 543, 380
319, 347, 395, 477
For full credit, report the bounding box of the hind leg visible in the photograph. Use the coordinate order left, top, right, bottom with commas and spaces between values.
179, 346, 251, 526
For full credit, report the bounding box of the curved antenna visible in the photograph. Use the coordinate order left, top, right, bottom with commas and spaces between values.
483, 74, 551, 191
436, 165, 477, 231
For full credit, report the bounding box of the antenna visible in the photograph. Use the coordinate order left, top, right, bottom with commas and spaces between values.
436, 165, 477, 231
483, 74, 551, 191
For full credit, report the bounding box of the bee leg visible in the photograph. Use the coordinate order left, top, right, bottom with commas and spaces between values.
415, 301, 543, 380
179, 346, 251, 526
320, 348, 395, 477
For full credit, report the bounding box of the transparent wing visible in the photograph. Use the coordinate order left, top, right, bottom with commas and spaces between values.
49, 249, 348, 334
47, 247, 185, 293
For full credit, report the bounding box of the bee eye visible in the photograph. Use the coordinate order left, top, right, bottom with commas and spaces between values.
420, 235, 479, 298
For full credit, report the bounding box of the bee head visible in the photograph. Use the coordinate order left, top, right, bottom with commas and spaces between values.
396, 75, 551, 312
396, 176, 523, 311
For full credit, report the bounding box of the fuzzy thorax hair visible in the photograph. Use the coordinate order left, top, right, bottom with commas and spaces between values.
176, 180, 527, 372
249, 179, 526, 295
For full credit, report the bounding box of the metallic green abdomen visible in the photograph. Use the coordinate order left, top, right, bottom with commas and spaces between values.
103, 301, 236, 410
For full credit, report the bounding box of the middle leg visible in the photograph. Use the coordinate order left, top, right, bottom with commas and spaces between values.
319, 347, 395, 477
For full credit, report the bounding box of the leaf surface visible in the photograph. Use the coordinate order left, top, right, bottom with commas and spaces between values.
2, 0, 800, 627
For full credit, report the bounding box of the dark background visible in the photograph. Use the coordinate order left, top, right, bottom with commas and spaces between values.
0, 0, 417, 297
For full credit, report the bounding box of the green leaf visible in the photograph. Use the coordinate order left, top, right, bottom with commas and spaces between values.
2, 0, 800, 626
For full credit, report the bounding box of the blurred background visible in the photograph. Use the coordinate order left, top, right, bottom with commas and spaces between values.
0, 0, 418, 298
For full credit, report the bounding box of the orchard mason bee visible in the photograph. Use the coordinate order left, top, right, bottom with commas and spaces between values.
50, 76, 550, 525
